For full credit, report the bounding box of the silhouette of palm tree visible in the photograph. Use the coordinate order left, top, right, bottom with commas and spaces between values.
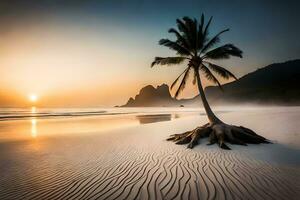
152, 15, 270, 149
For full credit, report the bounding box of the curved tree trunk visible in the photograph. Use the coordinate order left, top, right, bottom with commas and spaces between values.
194, 68, 222, 124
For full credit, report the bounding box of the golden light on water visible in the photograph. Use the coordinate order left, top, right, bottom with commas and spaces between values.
31, 119, 37, 138
31, 107, 37, 138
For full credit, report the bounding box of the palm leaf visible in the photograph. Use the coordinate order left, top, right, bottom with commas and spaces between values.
171, 67, 190, 89
200, 14, 204, 31
197, 14, 205, 51
200, 29, 229, 54
174, 67, 191, 98
200, 64, 223, 90
151, 57, 186, 67
198, 15, 213, 54
205, 61, 238, 80
159, 39, 191, 56
176, 19, 192, 47
203, 44, 242, 60
202, 16, 212, 43
168, 28, 190, 50
183, 17, 198, 52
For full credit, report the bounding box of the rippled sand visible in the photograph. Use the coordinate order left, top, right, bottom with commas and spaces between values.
0, 107, 299, 199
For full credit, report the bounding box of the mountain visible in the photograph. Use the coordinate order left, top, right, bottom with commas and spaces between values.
121, 59, 300, 107
121, 84, 183, 107
204, 59, 300, 105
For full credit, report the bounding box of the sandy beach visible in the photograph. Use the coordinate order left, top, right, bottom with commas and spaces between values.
0, 106, 299, 199
1, 1, 299, 199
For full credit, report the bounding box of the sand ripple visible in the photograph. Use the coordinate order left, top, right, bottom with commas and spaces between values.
0, 139, 299, 200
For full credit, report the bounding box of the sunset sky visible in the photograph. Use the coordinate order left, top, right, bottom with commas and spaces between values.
0, 0, 299, 107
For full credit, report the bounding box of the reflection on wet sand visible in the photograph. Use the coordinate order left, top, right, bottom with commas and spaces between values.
136, 114, 172, 124
31, 119, 37, 138
31, 107, 37, 138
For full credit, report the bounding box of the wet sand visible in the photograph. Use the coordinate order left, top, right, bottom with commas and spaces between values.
0, 107, 299, 199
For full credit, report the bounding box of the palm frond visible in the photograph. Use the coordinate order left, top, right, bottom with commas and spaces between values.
183, 17, 198, 52
200, 64, 223, 90
176, 19, 192, 47
168, 28, 190, 50
151, 56, 186, 67
203, 44, 242, 60
159, 39, 191, 56
174, 67, 191, 98
171, 67, 190, 89
197, 14, 205, 51
200, 14, 204, 30
197, 15, 213, 54
200, 29, 229, 54
176, 18, 189, 34
204, 61, 238, 80
203, 16, 212, 42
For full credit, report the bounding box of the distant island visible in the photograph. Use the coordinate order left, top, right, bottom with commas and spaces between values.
120, 59, 300, 107
120, 84, 183, 107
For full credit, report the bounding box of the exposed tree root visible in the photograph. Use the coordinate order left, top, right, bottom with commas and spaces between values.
167, 123, 270, 150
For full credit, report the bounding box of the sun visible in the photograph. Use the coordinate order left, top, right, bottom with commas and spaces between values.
29, 94, 38, 102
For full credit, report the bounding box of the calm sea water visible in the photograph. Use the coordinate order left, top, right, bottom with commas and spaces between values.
0, 107, 207, 120
0, 107, 205, 141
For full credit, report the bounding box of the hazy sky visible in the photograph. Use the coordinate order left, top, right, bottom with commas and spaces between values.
0, 0, 299, 107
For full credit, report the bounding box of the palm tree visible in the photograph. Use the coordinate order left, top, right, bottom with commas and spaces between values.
151, 15, 270, 149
